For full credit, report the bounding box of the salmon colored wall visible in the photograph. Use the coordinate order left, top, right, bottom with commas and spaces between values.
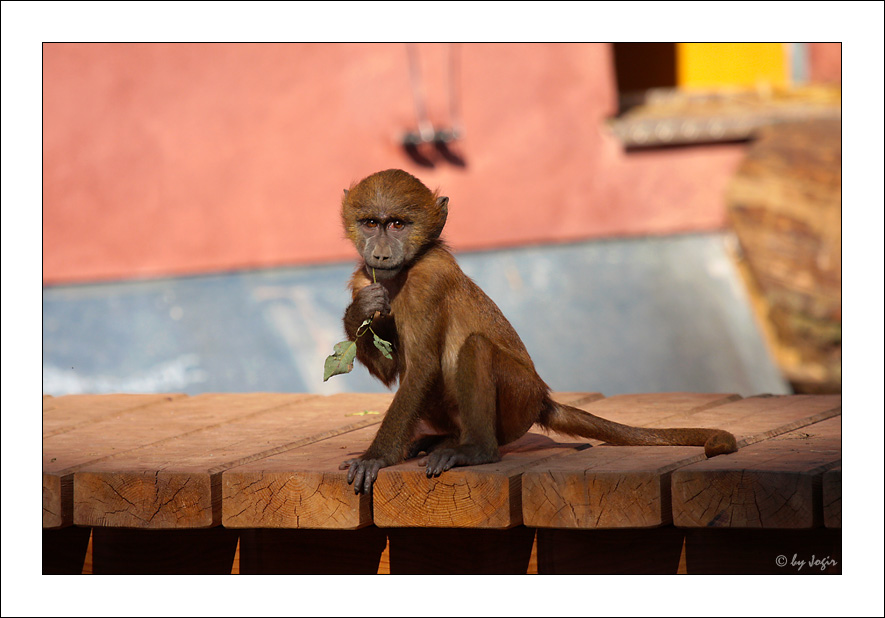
44, 43, 751, 284
808, 43, 841, 83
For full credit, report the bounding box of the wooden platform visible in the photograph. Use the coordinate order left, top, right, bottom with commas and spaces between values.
43, 392, 841, 574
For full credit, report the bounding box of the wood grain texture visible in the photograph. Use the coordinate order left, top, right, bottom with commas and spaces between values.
371, 393, 602, 529
522, 446, 701, 529
43, 392, 842, 543
578, 392, 742, 427
654, 394, 841, 448
43, 473, 73, 530
522, 394, 840, 529
822, 466, 841, 528
71, 393, 321, 528
521, 393, 741, 528
43, 394, 185, 528
221, 393, 394, 529
672, 415, 841, 528
43, 393, 185, 437
726, 119, 841, 393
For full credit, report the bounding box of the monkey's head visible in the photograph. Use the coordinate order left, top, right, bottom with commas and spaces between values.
342, 169, 448, 280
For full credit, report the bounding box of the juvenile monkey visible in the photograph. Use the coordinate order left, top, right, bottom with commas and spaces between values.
338, 169, 737, 494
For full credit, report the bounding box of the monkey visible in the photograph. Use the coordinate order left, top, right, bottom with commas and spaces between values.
337, 169, 738, 494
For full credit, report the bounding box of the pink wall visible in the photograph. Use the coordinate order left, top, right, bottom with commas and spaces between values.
809, 43, 841, 83
43, 43, 754, 284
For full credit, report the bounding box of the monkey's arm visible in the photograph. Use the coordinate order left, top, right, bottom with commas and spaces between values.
343, 282, 399, 385
340, 364, 436, 493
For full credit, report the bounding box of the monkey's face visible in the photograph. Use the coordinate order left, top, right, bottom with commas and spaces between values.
357, 217, 413, 280
342, 169, 448, 280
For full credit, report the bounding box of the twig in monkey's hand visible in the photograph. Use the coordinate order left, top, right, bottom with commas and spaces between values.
323, 269, 393, 381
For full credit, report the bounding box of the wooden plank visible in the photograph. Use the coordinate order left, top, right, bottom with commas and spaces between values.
523, 445, 701, 529
371, 393, 604, 529
44, 393, 191, 528
43, 393, 185, 437
54, 393, 306, 529
43, 473, 73, 529
726, 119, 841, 394
648, 394, 841, 448
521, 394, 840, 529
373, 432, 585, 529
72, 393, 383, 529
521, 393, 741, 528
223, 393, 594, 530
544, 392, 605, 407
221, 393, 393, 530
823, 466, 841, 528
672, 415, 841, 528
577, 392, 742, 427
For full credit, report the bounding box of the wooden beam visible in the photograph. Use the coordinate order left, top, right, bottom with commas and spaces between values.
70, 393, 340, 528
521, 394, 839, 529
43, 394, 186, 528
221, 394, 394, 529
371, 393, 602, 529
672, 415, 841, 528
822, 466, 841, 528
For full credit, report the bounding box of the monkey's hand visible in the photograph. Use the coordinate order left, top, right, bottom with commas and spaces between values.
339, 457, 390, 494
344, 283, 390, 336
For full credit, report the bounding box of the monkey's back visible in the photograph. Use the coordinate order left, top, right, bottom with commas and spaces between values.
398, 245, 538, 374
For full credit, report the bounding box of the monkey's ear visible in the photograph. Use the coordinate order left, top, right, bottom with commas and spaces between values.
343, 189, 349, 197
431, 196, 449, 238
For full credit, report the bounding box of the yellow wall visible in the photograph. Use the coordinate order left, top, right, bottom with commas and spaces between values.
677, 43, 789, 88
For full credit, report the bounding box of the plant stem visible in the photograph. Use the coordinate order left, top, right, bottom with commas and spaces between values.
355, 267, 379, 338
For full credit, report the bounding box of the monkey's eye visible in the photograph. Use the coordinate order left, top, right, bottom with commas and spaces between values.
389, 220, 405, 230
364, 219, 379, 229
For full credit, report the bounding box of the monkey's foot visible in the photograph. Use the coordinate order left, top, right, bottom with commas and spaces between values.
424, 446, 501, 478
406, 434, 456, 459
339, 458, 387, 495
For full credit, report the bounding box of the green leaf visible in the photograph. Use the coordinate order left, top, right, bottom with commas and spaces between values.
372, 331, 394, 359
323, 340, 357, 381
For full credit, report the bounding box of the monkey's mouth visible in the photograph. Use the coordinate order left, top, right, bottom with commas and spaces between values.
365, 260, 402, 271
365, 262, 402, 279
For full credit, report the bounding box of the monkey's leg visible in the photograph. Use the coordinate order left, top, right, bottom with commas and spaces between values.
341, 406, 414, 493
406, 434, 457, 459
425, 334, 502, 477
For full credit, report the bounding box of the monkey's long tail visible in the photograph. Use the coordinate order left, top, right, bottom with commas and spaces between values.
540, 403, 737, 458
